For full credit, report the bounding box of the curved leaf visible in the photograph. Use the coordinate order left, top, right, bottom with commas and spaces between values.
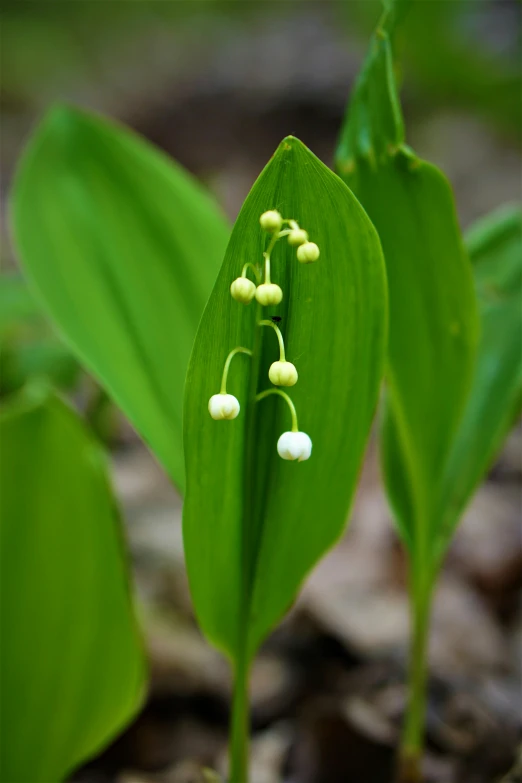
183, 136, 387, 661
436, 207, 522, 550
336, 7, 479, 568
0, 389, 146, 782
10, 105, 230, 490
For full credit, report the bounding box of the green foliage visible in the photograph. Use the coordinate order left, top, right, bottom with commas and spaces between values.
183, 136, 387, 663
0, 274, 79, 396
436, 207, 522, 554
336, 1, 522, 772
342, 0, 521, 136
337, 4, 479, 575
0, 389, 146, 782
11, 105, 230, 491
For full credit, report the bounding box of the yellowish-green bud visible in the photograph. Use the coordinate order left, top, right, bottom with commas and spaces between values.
296, 241, 320, 263
288, 228, 309, 246
230, 277, 256, 304
268, 360, 298, 387
255, 283, 283, 306
259, 210, 283, 232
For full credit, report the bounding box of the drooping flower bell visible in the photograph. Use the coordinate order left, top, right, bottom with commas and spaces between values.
287, 228, 308, 246
259, 210, 283, 232
255, 283, 283, 306
268, 360, 298, 387
297, 242, 320, 264
208, 393, 240, 420
230, 277, 256, 304
277, 431, 312, 461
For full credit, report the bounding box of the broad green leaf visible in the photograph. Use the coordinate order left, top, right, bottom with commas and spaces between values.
436, 206, 522, 552
11, 105, 230, 490
183, 136, 387, 662
336, 3, 479, 568
0, 389, 146, 782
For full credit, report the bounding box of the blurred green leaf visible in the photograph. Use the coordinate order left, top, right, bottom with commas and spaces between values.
0, 389, 146, 782
11, 105, 230, 490
436, 207, 522, 552
0, 274, 41, 333
0, 274, 80, 396
183, 136, 387, 661
341, 0, 521, 136
336, 6, 479, 571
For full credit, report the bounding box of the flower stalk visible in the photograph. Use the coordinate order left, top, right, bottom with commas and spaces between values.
207, 208, 319, 778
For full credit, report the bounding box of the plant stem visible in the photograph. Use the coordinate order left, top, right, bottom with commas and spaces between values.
220, 347, 253, 394
229, 655, 250, 783
255, 388, 299, 432
258, 319, 286, 361
397, 579, 434, 783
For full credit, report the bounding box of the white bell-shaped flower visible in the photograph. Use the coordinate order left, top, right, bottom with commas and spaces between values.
255, 283, 283, 306
296, 242, 320, 263
277, 431, 312, 462
230, 277, 256, 304
268, 360, 298, 387
208, 393, 240, 420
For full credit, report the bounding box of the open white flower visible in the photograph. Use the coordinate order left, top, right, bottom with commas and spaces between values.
208, 393, 240, 420
268, 360, 298, 387
277, 431, 312, 461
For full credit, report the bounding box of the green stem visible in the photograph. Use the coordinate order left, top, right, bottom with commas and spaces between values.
255, 387, 298, 431
220, 347, 252, 394
397, 576, 435, 783
258, 319, 286, 361
229, 656, 250, 783
241, 262, 261, 283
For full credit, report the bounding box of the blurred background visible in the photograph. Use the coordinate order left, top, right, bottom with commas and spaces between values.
1, 2, 521, 782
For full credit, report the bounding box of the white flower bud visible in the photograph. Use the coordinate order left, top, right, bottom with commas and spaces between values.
255, 283, 283, 306
277, 431, 312, 462
288, 228, 309, 246
208, 393, 240, 420
230, 277, 256, 304
268, 360, 298, 387
259, 210, 283, 232
296, 242, 320, 263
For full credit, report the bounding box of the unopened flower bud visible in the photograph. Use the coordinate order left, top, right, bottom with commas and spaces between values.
277, 431, 312, 462
230, 277, 256, 304
288, 229, 308, 247
268, 360, 298, 387
296, 241, 320, 263
255, 283, 283, 306
208, 393, 240, 420
260, 210, 283, 232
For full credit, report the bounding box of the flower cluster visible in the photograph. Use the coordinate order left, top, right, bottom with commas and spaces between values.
208, 209, 319, 461
229, 210, 320, 307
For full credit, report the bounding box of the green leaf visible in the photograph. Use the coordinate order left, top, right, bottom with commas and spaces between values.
436, 206, 522, 551
183, 136, 387, 662
0, 275, 80, 396
336, 4, 479, 569
0, 389, 146, 782
10, 105, 230, 490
